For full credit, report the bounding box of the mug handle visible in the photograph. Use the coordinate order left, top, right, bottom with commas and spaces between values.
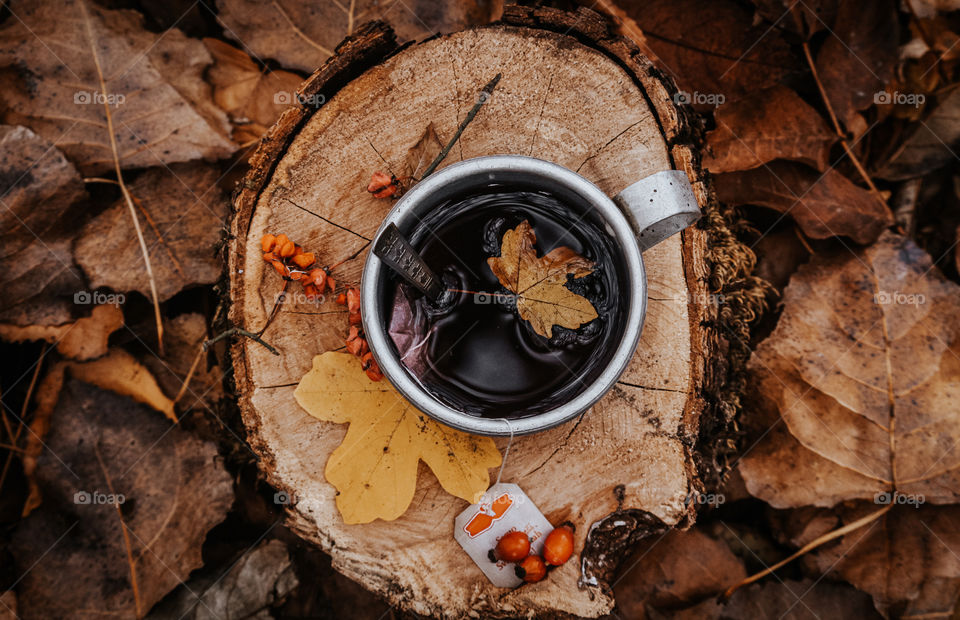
612, 170, 701, 252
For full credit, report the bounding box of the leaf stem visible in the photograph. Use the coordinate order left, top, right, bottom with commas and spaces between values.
723, 503, 892, 598
80, 0, 164, 356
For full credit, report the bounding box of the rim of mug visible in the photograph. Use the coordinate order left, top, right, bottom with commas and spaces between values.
361, 155, 647, 436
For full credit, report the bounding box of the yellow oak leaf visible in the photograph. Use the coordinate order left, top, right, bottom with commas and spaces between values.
487, 220, 598, 338
294, 352, 501, 524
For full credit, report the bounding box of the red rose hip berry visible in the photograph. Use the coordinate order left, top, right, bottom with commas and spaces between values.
495, 530, 530, 563
542, 525, 574, 566
516, 554, 546, 583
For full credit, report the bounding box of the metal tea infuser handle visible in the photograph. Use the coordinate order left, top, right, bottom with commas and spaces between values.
613, 170, 700, 251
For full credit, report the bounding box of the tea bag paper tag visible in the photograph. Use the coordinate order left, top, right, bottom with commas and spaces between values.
454, 482, 552, 587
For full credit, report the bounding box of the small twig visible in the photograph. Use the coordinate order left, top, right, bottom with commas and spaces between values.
205, 327, 280, 356
792, 11, 887, 211
723, 503, 892, 598
327, 239, 372, 271
172, 345, 205, 408
81, 1, 164, 356
420, 73, 502, 179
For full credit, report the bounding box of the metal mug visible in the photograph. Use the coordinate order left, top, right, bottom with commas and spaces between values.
361, 155, 700, 436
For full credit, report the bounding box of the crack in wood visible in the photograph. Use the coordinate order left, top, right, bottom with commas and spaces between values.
617, 380, 690, 394
575, 118, 645, 173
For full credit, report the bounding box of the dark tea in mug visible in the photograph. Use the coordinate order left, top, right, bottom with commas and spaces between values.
384, 188, 631, 419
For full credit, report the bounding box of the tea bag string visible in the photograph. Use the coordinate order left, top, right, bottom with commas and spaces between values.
494, 417, 514, 487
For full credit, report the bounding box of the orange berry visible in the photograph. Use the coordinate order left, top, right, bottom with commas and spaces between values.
495, 531, 530, 563
346, 336, 364, 356
363, 355, 382, 381
367, 171, 398, 198
270, 260, 288, 277
261, 234, 276, 252
336, 292, 347, 305
289, 271, 304, 281
292, 252, 315, 268
303, 282, 319, 298
346, 288, 360, 314
325, 274, 336, 293
275, 234, 290, 248
348, 311, 362, 326
516, 555, 546, 583
542, 526, 574, 566
262, 252, 275, 261
359, 339, 369, 356
279, 241, 296, 258
307, 268, 325, 287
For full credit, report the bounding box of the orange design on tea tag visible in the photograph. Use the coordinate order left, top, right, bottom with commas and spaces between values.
463, 493, 512, 537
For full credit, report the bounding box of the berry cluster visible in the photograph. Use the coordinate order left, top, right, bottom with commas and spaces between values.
260, 232, 382, 381
491, 525, 574, 583
261, 233, 335, 299
337, 288, 382, 381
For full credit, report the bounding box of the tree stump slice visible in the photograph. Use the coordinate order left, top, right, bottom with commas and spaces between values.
229, 7, 720, 618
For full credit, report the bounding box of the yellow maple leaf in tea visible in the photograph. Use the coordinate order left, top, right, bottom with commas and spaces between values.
294, 352, 501, 524
487, 220, 599, 338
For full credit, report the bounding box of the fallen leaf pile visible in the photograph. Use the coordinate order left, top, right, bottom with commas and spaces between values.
487, 220, 599, 338
294, 352, 501, 524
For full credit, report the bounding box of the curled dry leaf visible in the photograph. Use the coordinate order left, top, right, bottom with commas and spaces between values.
739, 232, 960, 508
0, 126, 86, 326
487, 220, 598, 338
202, 38, 305, 144
74, 164, 228, 302
11, 379, 233, 619
0, 304, 122, 361
714, 161, 893, 244
215, 0, 499, 73
704, 86, 836, 173
0, 0, 234, 174
293, 352, 500, 524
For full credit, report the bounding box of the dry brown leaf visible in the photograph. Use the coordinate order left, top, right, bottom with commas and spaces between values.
0, 591, 16, 620
673, 578, 880, 620
814, 0, 899, 129
202, 38, 304, 143
0, 126, 86, 326
68, 349, 176, 422
0, 125, 86, 259
141, 313, 222, 412
714, 162, 893, 244
788, 504, 960, 616
0, 304, 122, 361
74, 164, 228, 302
11, 378, 233, 618
216, 0, 499, 73
146, 539, 297, 620
294, 352, 501, 524
704, 86, 836, 173
404, 122, 444, 182
0, 0, 234, 174
876, 87, 960, 181
620, 0, 801, 108
613, 528, 746, 618
739, 232, 960, 508
751, 0, 839, 38
487, 220, 598, 338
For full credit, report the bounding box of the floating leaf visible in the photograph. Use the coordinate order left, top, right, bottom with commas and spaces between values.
294, 352, 500, 524
487, 220, 598, 338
